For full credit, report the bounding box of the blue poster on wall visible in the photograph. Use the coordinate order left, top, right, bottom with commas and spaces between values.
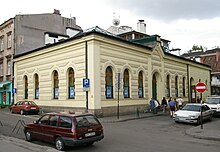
70, 87, 75, 98
124, 87, 129, 98
36, 89, 39, 99
138, 88, 143, 97
55, 88, 59, 98
106, 86, 112, 98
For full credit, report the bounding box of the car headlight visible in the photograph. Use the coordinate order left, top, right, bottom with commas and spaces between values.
189, 115, 197, 119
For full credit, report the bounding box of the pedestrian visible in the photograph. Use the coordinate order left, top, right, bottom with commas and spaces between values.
169, 98, 176, 118
176, 97, 184, 110
150, 98, 155, 114
161, 97, 167, 112
154, 99, 159, 114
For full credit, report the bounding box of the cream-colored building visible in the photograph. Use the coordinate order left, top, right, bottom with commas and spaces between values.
14, 27, 211, 116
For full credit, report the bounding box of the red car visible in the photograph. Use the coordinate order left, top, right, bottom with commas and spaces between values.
24, 112, 104, 151
10, 100, 40, 115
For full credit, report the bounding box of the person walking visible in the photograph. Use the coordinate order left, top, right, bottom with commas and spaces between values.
150, 98, 155, 114
169, 98, 176, 118
176, 97, 184, 110
161, 97, 167, 113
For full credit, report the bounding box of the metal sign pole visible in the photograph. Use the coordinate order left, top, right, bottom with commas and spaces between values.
117, 73, 120, 119
200, 92, 203, 129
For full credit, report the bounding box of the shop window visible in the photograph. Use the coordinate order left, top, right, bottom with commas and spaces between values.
123, 69, 130, 98
24, 75, 28, 99
138, 71, 144, 98
105, 66, 113, 99
53, 70, 59, 99
68, 68, 75, 99
34, 74, 39, 99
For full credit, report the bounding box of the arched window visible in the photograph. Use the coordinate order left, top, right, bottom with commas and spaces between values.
68, 68, 75, 99
138, 71, 144, 98
166, 75, 170, 97
24, 75, 28, 99
183, 77, 186, 97
34, 74, 39, 99
175, 76, 178, 97
105, 66, 113, 99
123, 69, 130, 98
53, 70, 59, 99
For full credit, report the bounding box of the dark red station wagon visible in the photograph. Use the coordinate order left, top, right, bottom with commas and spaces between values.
24, 112, 104, 151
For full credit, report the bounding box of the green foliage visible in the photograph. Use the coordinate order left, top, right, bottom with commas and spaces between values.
188, 44, 204, 53
0, 104, 7, 109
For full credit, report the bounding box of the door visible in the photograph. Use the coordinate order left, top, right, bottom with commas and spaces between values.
152, 74, 157, 100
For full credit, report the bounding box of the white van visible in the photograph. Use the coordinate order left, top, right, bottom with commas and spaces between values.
205, 96, 220, 115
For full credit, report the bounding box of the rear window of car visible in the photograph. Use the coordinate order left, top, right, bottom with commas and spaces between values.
206, 98, 220, 104
75, 115, 100, 128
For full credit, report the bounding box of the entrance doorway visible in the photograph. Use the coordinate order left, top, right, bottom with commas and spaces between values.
152, 74, 157, 100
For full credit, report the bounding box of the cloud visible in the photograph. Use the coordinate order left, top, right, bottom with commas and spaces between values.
106, 0, 220, 21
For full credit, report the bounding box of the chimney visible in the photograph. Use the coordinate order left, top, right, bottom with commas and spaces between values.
137, 20, 146, 34
53, 9, 61, 15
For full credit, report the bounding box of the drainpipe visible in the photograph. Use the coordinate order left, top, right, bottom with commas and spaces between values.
187, 64, 190, 103
85, 41, 88, 112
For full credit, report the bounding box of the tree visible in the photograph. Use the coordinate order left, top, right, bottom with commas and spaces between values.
188, 44, 204, 53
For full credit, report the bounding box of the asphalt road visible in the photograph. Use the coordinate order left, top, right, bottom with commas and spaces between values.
0, 109, 219, 152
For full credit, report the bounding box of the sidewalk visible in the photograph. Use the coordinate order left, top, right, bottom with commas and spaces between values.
99, 111, 220, 141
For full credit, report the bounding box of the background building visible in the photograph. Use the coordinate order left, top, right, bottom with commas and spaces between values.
14, 27, 211, 116
0, 9, 82, 105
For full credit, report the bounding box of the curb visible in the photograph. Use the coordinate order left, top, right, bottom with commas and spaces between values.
101, 113, 165, 123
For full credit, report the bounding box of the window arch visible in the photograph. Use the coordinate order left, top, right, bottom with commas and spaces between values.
175, 76, 178, 97
24, 75, 28, 99
166, 75, 170, 97
105, 66, 113, 99
68, 68, 75, 99
53, 70, 59, 99
182, 77, 186, 97
123, 69, 130, 98
138, 71, 144, 98
34, 74, 39, 99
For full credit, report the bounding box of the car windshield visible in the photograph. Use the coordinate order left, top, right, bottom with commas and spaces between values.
76, 115, 99, 128
206, 98, 220, 104
182, 105, 200, 112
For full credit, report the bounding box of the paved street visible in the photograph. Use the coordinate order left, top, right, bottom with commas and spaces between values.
0, 109, 219, 152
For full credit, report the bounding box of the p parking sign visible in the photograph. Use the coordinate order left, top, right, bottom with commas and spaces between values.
83, 78, 90, 91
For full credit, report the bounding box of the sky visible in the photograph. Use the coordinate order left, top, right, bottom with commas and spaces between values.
1, 0, 220, 54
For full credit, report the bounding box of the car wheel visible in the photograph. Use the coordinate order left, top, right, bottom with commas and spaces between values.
86, 142, 94, 146
55, 137, 65, 151
209, 114, 212, 121
25, 130, 32, 142
197, 117, 201, 125
20, 110, 25, 115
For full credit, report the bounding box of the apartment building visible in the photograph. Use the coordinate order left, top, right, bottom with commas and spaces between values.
0, 10, 82, 105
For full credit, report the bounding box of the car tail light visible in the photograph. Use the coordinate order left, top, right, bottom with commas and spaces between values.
71, 129, 77, 138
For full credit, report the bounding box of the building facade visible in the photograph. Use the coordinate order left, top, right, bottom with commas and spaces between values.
14, 27, 211, 116
0, 10, 82, 105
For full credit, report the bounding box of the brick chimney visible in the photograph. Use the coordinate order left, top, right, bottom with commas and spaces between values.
216, 50, 220, 62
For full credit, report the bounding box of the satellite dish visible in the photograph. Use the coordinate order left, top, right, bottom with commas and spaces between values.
112, 12, 120, 26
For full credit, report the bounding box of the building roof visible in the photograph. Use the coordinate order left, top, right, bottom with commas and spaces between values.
14, 26, 210, 69
181, 51, 204, 58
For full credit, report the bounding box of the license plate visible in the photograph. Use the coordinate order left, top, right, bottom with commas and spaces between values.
31, 107, 36, 109
179, 117, 185, 121
85, 132, 95, 137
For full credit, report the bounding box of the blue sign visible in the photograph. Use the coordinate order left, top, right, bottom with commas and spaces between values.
83, 78, 90, 91
12, 88, 16, 94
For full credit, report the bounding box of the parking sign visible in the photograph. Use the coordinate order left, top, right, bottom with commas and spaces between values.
83, 78, 90, 91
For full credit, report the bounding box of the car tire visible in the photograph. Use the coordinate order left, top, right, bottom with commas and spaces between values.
86, 142, 94, 146
25, 130, 32, 142
20, 110, 25, 115
55, 137, 65, 151
209, 114, 212, 121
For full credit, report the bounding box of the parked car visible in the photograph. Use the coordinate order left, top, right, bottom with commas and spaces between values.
173, 103, 213, 125
23, 112, 104, 151
204, 96, 220, 115
10, 100, 40, 115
